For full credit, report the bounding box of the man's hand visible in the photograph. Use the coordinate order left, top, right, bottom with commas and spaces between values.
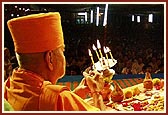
72, 78, 90, 99
83, 70, 105, 93
83, 70, 106, 110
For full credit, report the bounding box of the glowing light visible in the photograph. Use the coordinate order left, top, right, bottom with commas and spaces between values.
97, 39, 103, 58
106, 47, 111, 52
103, 4, 108, 26
88, 49, 92, 56
78, 12, 87, 22
148, 14, 153, 23
104, 46, 109, 66
88, 49, 95, 66
132, 15, 134, 22
92, 44, 100, 60
92, 44, 97, 50
103, 46, 107, 53
137, 16, 140, 23
85, 12, 87, 22
11, 14, 14, 17
106, 47, 114, 60
78, 12, 86, 15
96, 7, 99, 26
97, 39, 101, 49
25, 9, 30, 12
90, 10, 93, 23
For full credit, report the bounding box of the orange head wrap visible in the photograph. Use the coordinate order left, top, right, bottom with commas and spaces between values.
7, 12, 64, 53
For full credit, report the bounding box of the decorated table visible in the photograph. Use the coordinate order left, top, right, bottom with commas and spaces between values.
57, 73, 164, 112
85, 80, 164, 111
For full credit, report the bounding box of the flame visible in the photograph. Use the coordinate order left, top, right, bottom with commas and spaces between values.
103, 46, 107, 53
106, 47, 111, 52
92, 44, 97, 50
97, 39, 101, 49
88, 49, 92, 56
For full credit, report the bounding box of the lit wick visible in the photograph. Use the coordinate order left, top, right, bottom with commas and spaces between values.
103, 46, 109, 60
106, 47, 114, 62
92, 44, 100, 60
88, 49, 95, 69
97, 39, 103, 58
103, 46, 109, 67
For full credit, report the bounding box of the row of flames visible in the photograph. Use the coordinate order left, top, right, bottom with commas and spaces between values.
88, 39, 115, 70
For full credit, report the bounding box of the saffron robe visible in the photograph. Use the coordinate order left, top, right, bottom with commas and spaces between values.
4, 68, 99, 111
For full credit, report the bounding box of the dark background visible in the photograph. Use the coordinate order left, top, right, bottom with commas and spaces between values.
3, 3, 164, 75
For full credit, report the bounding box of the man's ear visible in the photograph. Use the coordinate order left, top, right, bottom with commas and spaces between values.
45, 50, 54, 71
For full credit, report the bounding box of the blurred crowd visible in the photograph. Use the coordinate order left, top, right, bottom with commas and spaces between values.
4, 48, 17, 81
4, 11, 164, 78
4, 39, 164, 80
62, 23, 164, 75
64, 44, 164, 75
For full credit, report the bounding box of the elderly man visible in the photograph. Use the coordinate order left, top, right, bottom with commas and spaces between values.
4, 12, 105, 111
